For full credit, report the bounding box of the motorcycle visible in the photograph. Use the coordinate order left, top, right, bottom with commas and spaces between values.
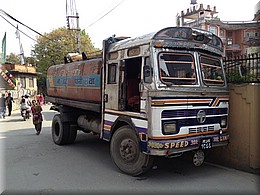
21, 108, 30, 121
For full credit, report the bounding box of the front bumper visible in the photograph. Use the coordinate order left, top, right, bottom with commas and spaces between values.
146, 133, 229, 156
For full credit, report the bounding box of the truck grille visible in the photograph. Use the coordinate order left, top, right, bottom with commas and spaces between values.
189, 125, 214, 134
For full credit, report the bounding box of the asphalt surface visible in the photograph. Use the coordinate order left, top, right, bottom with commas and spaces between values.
0, 105, 259, 195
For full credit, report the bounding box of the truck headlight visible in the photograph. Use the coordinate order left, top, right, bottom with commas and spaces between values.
220, 118, 227, 128
163, 123, 177, 135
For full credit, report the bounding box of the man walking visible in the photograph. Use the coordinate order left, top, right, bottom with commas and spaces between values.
0, 94, 6, 119
6, 93, 14, 116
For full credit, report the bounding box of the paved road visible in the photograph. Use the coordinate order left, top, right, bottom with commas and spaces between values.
0, 105, 259, 194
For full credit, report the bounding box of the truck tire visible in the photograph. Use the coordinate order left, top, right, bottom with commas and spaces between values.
110, 125, 154, 176
52, 114, 70, 145
67, 125, 77, 144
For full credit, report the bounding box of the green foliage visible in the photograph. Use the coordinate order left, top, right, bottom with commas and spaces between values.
32, 27, 98, 92
226, 73, 254, 83
6, 53, 20, 64
247, 47, 260, 54
25, 57, 36, 65
6, 53, 36, 65
226, 73, 244, 83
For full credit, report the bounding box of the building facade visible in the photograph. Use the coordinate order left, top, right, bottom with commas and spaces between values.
178, 3, 260, 57
0, 63, 38, 109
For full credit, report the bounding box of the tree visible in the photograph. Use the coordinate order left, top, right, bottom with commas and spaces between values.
25, 56, 36, 65
6, 53, 36, 65
6, 53, 20, 64
32, 27, 99, 93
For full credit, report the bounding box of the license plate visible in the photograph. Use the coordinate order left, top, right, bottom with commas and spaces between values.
200, 138, 212, 149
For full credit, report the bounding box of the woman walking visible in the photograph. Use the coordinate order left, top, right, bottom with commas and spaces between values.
31, 100, 43, 135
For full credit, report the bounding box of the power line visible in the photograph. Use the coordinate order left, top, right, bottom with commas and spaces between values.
86, 0, 126, 29
0, 10, 102, 55
1, 0, 127, 47
0, 8, 103, 58
0, 9, 52, 41
0, 14, 37, 42
0, 9, 72, 54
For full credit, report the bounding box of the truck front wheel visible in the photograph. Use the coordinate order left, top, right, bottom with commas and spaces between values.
110, 125, 154, 176
52, 114, 77, 145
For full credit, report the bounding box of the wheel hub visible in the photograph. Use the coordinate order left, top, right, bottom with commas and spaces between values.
119, 139, 137, 162
193, 150, 205, 166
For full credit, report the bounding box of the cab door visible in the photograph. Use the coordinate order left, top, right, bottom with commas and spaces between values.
104, 62, 120, 110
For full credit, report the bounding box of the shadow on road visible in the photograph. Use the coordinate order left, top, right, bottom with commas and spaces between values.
58, 132, 217, 180
3, 124, 259, 195
2, 118, 25, 123
0, 106, 232, 182
1, 118, 219, 180
0, 112, 28, 122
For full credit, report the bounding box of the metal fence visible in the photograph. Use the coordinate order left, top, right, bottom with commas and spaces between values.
224, 53, 260, 83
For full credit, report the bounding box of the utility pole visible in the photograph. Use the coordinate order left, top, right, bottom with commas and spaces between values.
66, 0, 81, 53
76, 12, 80, 54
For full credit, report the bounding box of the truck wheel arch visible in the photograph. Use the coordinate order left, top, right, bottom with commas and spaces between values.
109, 116, 139, 142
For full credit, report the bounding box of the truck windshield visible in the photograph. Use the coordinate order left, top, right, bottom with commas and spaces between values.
158, 53, 196, 85
200, 55, 225, 86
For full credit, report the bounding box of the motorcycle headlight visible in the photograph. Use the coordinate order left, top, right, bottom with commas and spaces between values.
163, 122, 177, 135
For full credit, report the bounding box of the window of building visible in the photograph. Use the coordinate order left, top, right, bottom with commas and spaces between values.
20, 77, 26, 88
245, 31, 258, 38
29, 77, 34, 88
209, 26, 217, 35
220, 30, 224, 37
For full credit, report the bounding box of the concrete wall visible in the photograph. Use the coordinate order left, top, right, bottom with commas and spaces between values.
208, 84, 260, 173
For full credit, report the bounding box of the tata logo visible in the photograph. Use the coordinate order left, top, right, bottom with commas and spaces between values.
197, 110, 206, 124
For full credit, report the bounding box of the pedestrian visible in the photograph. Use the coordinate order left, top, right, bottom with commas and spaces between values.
0, 94, 6, 119
36, 94, 44, 106
31, 100, 43, 135
39, 93, 44, 106
6, 92, 14, 116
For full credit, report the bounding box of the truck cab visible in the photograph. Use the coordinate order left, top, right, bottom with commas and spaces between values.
47, 27, 229, 176
102, 27, 229, 175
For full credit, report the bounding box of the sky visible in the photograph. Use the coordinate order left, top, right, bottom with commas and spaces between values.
0, 0, 259, 57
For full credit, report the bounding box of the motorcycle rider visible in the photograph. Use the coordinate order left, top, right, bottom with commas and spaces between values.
24, 94, 31, 106
20, 95, 31, 118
